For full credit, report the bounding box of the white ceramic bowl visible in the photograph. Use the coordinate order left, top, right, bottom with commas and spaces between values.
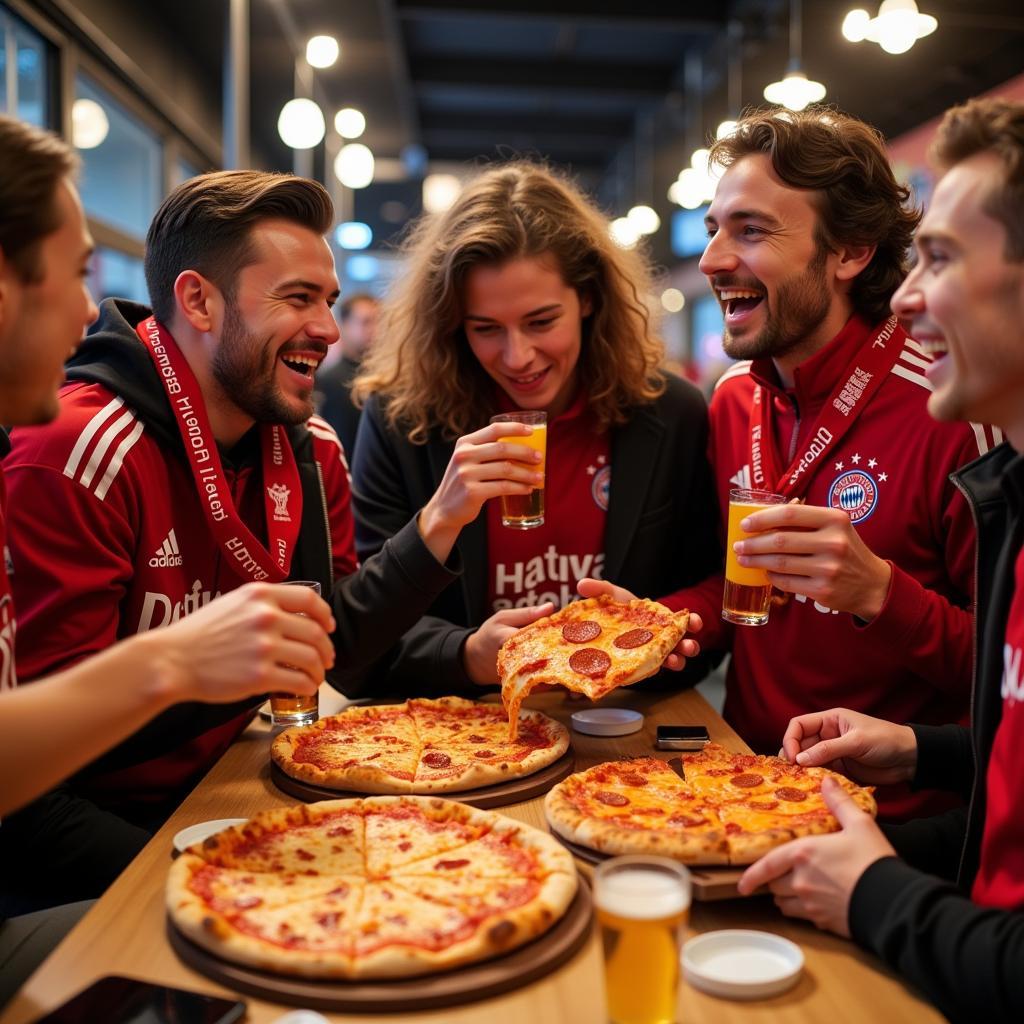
682, 929, 804, 1000
570, 708, 644, 736
173, 818, 248, 855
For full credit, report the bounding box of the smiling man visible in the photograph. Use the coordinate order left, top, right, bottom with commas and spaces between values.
674, 108, 992, 819
736, 96, 1024, 1023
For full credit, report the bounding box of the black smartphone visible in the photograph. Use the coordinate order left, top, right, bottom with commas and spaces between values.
35, 976, 245, 1024
655, 725, 710, 751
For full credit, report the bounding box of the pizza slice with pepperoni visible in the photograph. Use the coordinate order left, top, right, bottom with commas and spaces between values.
498, 595, 690, 739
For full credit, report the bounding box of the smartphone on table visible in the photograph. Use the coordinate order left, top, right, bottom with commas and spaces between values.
34, 975, 245, 1024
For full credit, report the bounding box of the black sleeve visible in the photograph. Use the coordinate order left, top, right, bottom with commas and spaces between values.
343, 397, 483, 697
326, 517, 472, 698
850, 857, 1024, 1022
911, 722, 975, 800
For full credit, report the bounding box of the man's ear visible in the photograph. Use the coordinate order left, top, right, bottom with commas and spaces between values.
579, 290, 593, 318
172, 270, 223, 334
834, 243, 876, 283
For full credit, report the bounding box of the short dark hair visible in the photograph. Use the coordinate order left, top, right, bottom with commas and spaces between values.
711, 107, 920, 324
0, 115, 79, 283
930, 98, 1024, 262
144, 170, 334, 324
339, 292, 378, 321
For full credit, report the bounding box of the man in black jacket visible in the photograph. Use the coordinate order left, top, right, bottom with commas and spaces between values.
737, 97, 1024, 1022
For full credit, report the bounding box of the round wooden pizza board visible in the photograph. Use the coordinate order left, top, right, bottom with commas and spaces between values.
270, 748, 576, 808
166, 877, 593, 1012
551, 833, 752, 902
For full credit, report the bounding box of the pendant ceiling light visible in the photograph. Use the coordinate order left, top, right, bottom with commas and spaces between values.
842, 1, 937, 55
764, 0, 826, 111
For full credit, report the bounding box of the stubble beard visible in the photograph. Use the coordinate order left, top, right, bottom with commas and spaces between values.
722, 247, 832, 363
213, 302, 312, 426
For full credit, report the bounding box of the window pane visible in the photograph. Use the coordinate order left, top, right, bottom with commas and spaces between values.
75, 74, 161, 240
175, 157, 200, 186
87, 246, 148, 305
0, 17, 7, 113
15, 23, 46, 125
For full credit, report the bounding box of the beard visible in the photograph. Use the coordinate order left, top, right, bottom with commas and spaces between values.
212, 303, 313, 426
721, 245, 832, 362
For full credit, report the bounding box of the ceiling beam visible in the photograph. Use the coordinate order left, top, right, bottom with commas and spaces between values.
409, 57, 672, 94
419, 110, 633, 136
395, 1, 728, 31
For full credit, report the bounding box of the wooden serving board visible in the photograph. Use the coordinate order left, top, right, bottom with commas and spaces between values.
166, 877, 593, 1013
551, 833, 752, 901
270, 749, 576, 809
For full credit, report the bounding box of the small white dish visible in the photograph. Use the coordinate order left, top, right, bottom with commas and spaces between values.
570, 708, 643, 736
173, 818, 248, 855
682, 929, 804, 1000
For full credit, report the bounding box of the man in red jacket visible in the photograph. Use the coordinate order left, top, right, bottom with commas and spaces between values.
737, 96, 1024, 1023
666, 108, 988, 819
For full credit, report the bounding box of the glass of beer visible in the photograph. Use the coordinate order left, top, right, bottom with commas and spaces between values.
723, 487, 787, 626
595, 855, 691, 1024
489, 411, 546, 529
269, 580, 321, 727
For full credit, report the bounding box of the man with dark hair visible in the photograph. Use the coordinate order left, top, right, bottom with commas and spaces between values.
737, 97, 1024, 1022
0, 166, 512, 913
645, 108, 985, 819
316, 291, 379, 456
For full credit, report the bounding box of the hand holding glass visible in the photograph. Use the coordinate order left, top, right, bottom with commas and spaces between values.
269, 580, 321, 726
723, 488, 787, 626
488, 411, 547, 529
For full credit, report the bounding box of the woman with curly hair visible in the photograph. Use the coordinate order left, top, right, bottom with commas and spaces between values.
346, 162, 719, 696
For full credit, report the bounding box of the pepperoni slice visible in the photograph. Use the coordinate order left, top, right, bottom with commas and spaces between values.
669, 813, 708, 827
775, 787, 809, 802
562, 619, 602, 644
568, 648, 612, 678
595, 790, 630, 807
730, 773, 764, 788
619, 772, 648, 787
614, 628, 654, 649
466, 734, 488, 744
435, 858, 470, 870
475, 750, 495, 758
422, 751, 452, 769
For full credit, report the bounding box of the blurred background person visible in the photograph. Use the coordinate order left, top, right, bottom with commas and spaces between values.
316, 291, 380, 457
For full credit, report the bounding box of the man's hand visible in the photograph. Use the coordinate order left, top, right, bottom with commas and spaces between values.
733, 503, 892, 620
779, 707, 918, 785
462, 604, 555, 686
737, 778, 896, 936
156, 581, 336, 703
575, 578, 703, 671
418, 424, 543, 564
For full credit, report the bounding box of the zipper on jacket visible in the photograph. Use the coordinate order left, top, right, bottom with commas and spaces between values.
950, 472, 981, 885
314, 458, 336, 590
784, 393, 801, 464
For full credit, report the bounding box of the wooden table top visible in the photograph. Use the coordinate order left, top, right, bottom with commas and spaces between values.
1, 687, 943, 1024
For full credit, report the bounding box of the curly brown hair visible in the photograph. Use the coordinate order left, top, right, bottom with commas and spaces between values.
353, 162, 666, 442
930, 97, 1024, 262
710, 107, 920, 323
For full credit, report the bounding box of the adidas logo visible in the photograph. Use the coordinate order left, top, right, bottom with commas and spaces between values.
149, 528, 183, 568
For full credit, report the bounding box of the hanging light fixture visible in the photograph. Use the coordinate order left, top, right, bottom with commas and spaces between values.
842, 2, 937, 55
716, 20, 744, 142
333, 143, 375, 189
334, 107, 366, 139
277, 98, 326, 149
764, 0, 827, 111
306, 35, 339, 69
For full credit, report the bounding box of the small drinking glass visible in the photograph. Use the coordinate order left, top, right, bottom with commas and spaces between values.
269, 580, 321, 727
489, 411, 547, 529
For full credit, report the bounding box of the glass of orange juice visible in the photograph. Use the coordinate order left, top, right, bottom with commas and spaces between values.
489, 411, 546, 529
723, 488, 786, 626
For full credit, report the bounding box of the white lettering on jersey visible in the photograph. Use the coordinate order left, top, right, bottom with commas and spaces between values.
1002, 643, 1024, 704
492, 546, 605, 612
793, 593, 840, 616
730, 465, 752, 489
137, 578, 220, 631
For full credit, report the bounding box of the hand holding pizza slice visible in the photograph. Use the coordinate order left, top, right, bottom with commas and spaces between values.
497, 595, 691, 739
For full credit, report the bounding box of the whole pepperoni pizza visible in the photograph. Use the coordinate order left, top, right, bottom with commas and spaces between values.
544, 744, 876, 864
271, 697, 569, 794
498, 596, 690, 739
167, 796, 577, 978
